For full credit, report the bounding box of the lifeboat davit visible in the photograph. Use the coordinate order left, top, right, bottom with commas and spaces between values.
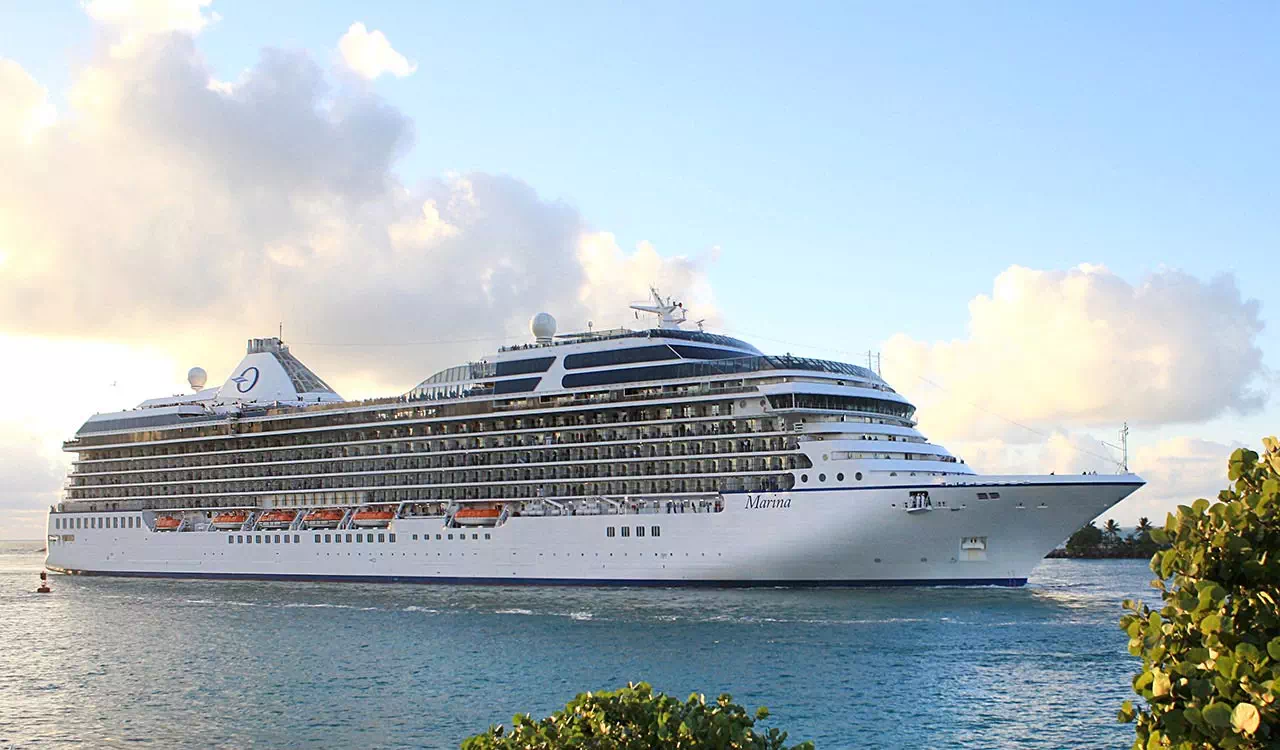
454, 507, 502, 526
257, 510, 297, 530
154, 516, 181, 531
211, 512, 249, 530
304, 508, 344, 529
351, 509, 395, 528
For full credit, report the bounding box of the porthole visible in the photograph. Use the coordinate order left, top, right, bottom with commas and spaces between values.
822, 453, 828, 461
855, 472, 863, 481
819, 473, 826, 482
837, 473, 844, 481
800, 474, 809, 483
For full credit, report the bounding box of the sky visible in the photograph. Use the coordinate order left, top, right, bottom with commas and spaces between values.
0, 1, 1276, 538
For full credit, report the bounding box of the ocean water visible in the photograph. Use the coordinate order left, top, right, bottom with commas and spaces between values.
0, 541, 1157, 749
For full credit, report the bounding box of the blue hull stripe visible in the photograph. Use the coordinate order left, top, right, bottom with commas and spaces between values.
724, 480, 1143, 495
48, 567, 1027, 588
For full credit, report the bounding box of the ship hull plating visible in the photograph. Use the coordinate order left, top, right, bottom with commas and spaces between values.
46, 478, 1140, 587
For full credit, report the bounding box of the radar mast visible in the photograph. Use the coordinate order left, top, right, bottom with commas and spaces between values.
630, 287, 688, 330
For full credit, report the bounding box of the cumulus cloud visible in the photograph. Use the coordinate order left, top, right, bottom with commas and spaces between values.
883, 264, 1267, 443
0, 60, 56, 144
83, 0, 219, 56
0, 35, 716, 398
338, 22, 416, 80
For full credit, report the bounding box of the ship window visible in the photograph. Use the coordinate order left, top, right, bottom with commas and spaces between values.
112, 517, 118, 528
412, 534, 418, 541
345, 534, 353, 543
977, 492, 989, 500
484, 533, 491, 540
355, 534, 363, 542
989, 492, 1000, 499
606, 527, 615, 537
324, 534, 331, 543
389, 534, 396, 543
800, 474, 808, 483
651, 526, 660, 537
855, 472, 863, 481
819, 473, 826, 482
227, 536, 233, 544
378, 534, 385, 543
275, 535, 282, 543
621, 527, 631, 537
294, 535, 300, 544
436, 534, 442, 540
264, 536, 271, 544
472, 534, 478, 540
837, 473, 845, 481
636, 526, 645, 537
448, 534, 454, 540
283, 535, 290, 544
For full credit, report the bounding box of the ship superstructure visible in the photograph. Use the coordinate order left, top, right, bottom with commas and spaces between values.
46, 291, 1143, 586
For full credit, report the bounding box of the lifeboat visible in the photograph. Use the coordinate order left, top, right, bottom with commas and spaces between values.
211, 512, 249, 530
257, 509, 297, 530
154, 516, 181, 531
303, 508, 345, 529
454, 507, 502, 526
351, 508, 395, 528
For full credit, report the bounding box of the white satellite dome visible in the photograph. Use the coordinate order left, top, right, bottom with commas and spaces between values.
187, 366, 208, 391
530, 312, 556, 343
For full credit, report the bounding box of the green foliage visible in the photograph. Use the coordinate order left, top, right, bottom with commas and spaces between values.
1119, 437, 1280, 749
1068, 521, 1106, 556
460, 682, 813, 750
1061, 518, 1165, 559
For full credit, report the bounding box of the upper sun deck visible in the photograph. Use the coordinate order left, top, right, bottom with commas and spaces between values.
67, 290, 896, 444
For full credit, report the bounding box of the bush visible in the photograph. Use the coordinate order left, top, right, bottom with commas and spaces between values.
1119, 437, 1280, 748
461, 682, 813, 749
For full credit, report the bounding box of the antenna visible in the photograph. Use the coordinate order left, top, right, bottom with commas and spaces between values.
1120, 422, 1129, 473
866, 350, 881, 376
278, 321, 283, 341
629, 286, 689, 329
1100, 422, 1130, 474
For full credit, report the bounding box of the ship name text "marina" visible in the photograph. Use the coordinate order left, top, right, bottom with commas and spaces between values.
744, 494, 791, 509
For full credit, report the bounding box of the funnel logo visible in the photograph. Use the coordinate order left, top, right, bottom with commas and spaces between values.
231, 366, 259, 393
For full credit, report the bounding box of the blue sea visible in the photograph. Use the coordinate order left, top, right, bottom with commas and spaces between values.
0, 541, 1155, 748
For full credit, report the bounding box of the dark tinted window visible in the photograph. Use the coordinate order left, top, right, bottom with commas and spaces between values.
562, 363, 702, 388
670, 345, 750, 361
767, 393, 914, 420
493, 377, 541, 394
495, 357, 555, 376
564, 345, 678, 370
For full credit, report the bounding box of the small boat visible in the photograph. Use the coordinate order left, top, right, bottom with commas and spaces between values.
211, 512, 249, 530
257, 510, 297, 530
303, 508, 344, 529
454, 507, 502, 526
154, 516, 181, 531
351, 508, 395, 528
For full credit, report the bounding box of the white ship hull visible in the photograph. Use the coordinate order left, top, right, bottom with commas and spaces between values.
46, 476, 1140, 587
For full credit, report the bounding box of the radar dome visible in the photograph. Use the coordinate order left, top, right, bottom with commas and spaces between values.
187, 366, 208, 391
530, 312, 557, 342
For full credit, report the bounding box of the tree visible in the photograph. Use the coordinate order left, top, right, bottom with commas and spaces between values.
1119, 437, 1280, 749
1104, 518, 1124, 548
461, 682, 813, 750
1067, 521, 1105, 557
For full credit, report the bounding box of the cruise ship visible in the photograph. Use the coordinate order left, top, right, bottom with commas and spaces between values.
45, 291, 1143, 586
